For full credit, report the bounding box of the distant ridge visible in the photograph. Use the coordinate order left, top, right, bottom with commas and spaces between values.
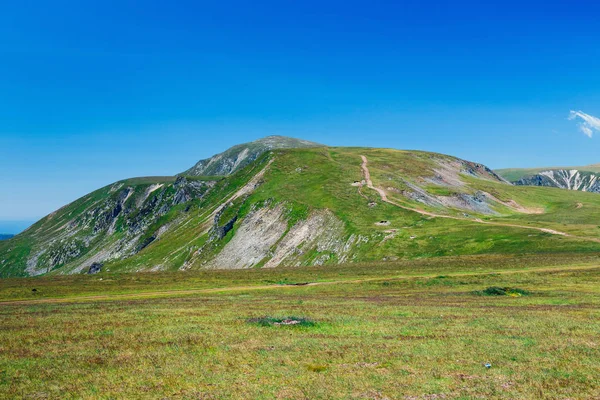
0, 234, 13, 241
496, 164, 600, 193
496, 163, 600, 182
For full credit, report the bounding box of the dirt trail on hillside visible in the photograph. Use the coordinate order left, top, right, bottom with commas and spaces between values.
2, 263, 599, 306
360, 155, 600, 243
361, 155, 443, 218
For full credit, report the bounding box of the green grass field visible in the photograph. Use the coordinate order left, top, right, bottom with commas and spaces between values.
2, 253, 600, 399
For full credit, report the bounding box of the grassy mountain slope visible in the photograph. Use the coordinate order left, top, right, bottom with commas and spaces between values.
2, 144, 600, 278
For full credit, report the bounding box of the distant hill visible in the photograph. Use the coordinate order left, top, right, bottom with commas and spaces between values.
496, 165, 600, 193
0, 234, 13, 241
2, 136, 600, 278
496, 163, 600, 182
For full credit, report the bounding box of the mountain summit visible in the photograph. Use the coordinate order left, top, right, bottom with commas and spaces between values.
184, 136, 323, 176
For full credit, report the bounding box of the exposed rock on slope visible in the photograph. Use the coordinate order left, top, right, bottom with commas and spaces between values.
184, 135, 322, 176
203, 203, 358, 270
20, 177, 216, 276
205, 204, 289, 269
263, 210, 356, 268
379, 154, 530, 215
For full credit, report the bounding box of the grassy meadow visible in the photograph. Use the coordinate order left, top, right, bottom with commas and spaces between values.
2, 253, 600, 399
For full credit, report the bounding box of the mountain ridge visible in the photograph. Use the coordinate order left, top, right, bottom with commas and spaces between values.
2, 137, 600, 278
496, 166, 600, 193
496, 163, 600, 182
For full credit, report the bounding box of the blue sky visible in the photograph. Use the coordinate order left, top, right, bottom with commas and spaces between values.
2, 1, 600, 226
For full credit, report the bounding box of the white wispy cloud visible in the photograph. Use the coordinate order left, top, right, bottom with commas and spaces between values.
569, 110, 600, 138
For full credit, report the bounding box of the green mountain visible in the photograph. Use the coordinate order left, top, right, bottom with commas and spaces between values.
2, 136, 600, 278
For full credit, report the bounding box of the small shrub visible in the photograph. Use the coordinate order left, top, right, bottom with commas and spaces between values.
265, 278, 310, 286
475, 287, 530, 297
247, 316, 316, 327
306, 363, 328, 373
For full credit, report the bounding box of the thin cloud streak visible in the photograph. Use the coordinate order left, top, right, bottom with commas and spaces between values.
569, 110, 600, 138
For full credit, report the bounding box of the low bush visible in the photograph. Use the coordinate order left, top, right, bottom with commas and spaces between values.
246, 316, 316, 327
475, 286, 530, 297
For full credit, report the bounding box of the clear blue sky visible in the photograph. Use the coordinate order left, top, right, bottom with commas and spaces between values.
2, 1, 600, 226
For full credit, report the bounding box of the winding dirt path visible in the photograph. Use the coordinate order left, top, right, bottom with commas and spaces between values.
360, 155, 600, 243
361, 155, 440, 218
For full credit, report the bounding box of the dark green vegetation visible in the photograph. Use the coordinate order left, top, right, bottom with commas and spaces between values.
474, 286, 530, 297
2, 136, 600, 278
1, 254, 600, 399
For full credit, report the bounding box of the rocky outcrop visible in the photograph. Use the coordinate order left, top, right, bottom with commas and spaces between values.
211, 203, 239, 240
87, 262, 103, 274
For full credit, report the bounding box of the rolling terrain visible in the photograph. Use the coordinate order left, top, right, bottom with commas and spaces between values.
3, 137, 600, 399
2, 136, 600, 278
